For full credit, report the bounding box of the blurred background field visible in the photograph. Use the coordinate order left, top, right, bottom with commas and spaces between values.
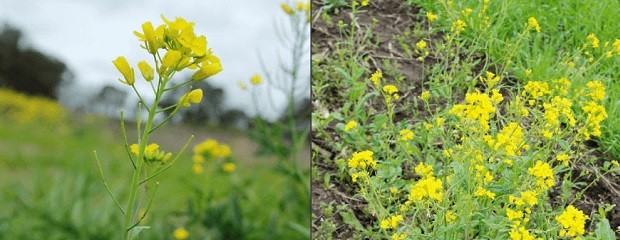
0, 0, 310, 239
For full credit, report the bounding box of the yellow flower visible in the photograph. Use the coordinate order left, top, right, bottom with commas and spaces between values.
161, 50, 183, 70
370, 70, 382, 86
414, 162, 433, 178
348, 150, 377, 170
586, 33, 600, 48
113, 56, 135, 85
420, 91, 430, 101
173, 227, 189, 240
509, 226, 535, 240
133, 21, 164, 54
130, 143, 172, 164
520, 190, 538, 206
192, 55, 223, 81
344, 120, 358, 131
613, 39, 620, 55
281, 2, 295, 15
528, 161, 554, 190
557, 153, 570, 166
451, 19, 466, 34
250, 73, 262, 85
426, 12, 438, 22
586, 81, 605, 101
379, 215, 403, 229
399, 129, 414, 141
383, 85, 399, 100
481, 71, 500, 88
445, 211, 457, 223
416, 39, 427, 49
556, 205, 588, 238
192, 154, 205, 163
474, 186, 495, 199
392, 233, 407, 240
179, 89, 203, 107
361, 0, 369, 6
222, 162, 236, 173
137, 61, 154, 81
192, 164, 204, 174
527, 17, 540, 32
409, 177, 443, 202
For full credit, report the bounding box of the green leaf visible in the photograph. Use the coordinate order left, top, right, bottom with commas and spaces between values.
129, 226, 150, 240
339, 209, 364, 231
594, 218, 615, 240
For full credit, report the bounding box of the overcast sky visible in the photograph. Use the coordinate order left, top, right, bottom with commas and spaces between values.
0, 0, 309, 119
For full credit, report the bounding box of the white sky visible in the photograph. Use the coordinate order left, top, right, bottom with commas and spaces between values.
0, 0, 310, 119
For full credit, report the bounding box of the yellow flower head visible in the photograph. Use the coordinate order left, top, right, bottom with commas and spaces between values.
527, 17, 540, 32
382, 85, 399, 100
222, 162, 236, 173
586, 81, 605, 101
361, 0, 369, 7
192, 55, 223, 81
416, 39, 427, 49
380, 215, 403, 229
426, 12, 438, 22
344, 120, 358, 132
399, 129, 414, 141
451, 19, 466, 34
528, 161, 554, 190
557, 153, 570, 166
281, 2, 295, 15
173, 227, 189, 240
161, 50, 183, 70
348, 150, 377, 170
370, 70, 382, 86
250, 73, 263, 85
409, 176, 444, 202
179, 89, 203, 107
445, 211, 457, 223
414, 162, 433, 178
556, 205, 588, 238
586, 33, 600, 48
113, 56, 135, 85
420, 90, 430, 101
137, 61, 154, 81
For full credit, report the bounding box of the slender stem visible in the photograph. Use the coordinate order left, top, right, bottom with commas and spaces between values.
164, 78, 194, 92
94, 150, 125, 215
123, 63, 166, 240
120, 111, 136, 169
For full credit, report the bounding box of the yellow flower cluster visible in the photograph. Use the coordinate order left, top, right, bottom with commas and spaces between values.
192, 139, 232, 174
585, 33, 600, 49
556, 153, 570, 166
383, 85, 400, 100
173, 227, 189, 240
348, 150, 377, 170
451, 19, 466, 34
380, 214, 403, 229
426, 12, 438, 22
130, 143, 172, 164
586, 81, 605, 101
450, 90, 497, 131
509, 226, 536, 240
0, 88, 66, 124
556, 205, 588, 238
179, 89, 203, 108
399, 129, 414, 141
581, 101, 607, 138
474, 186, 495, 200
527, 17, 540, 32
527, 161, 554, 191
522, 81, 550, 105
344, 120, 358, 132
408, 176, 444, 203
370, 70, 382, 86
480, 71, 501, 89
127, 15, 222, 83
414, 162, 433, 178
484, 122, 528, 156
281, 1, 310, 21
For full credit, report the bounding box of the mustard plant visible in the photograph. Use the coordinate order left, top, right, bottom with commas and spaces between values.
95, 15, 222, 239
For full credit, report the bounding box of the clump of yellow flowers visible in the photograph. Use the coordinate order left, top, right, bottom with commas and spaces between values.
99, 15, 222, 240
192, 139, 233, 174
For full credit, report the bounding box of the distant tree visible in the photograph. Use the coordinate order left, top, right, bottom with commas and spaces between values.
0, 24, 72, 99
220, 108, 249, 129
88, 84, 128, 116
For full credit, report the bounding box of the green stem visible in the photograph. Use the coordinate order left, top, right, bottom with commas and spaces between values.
123, 72, 166, 240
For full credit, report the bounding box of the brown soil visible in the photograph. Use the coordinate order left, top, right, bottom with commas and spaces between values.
311, 0, 620, 238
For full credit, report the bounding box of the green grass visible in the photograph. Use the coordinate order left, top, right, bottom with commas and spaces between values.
0, 114, 307, 239
410, 0, 620, 158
